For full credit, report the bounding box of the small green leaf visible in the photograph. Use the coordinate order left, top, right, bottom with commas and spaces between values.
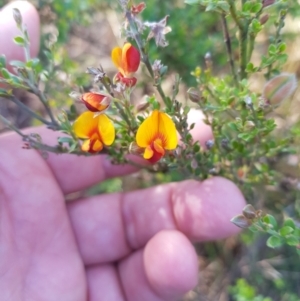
268, 44, 277, 55
266, 236, 283, 248
278, 42, 286, 53
0, 88, 9, 97
13, 36, 25, 46
0, 55, 6, 68
262, 214, 278, 229
10, 60, 26, 68
283, 219, 295, 229
279, 226, 294, 237
184, 0, 200, 4
286, 236, 299, 246
0, 68, 11, 79
58, 137, 74, 144
251, 3, 262, 13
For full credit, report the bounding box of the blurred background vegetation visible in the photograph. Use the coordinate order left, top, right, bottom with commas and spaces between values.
1, 0, 300, 300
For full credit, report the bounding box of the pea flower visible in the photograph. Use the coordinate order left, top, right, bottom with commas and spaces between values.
81, 92, 111, 112
136, 110, 178, 163
111, 42, 140, 87
73, 111, 115, 153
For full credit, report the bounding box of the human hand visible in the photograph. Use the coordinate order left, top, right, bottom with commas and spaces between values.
0, 2, 245, 301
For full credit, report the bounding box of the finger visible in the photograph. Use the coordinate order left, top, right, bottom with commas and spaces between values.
118, 230, 198, 301
0, 1, 40, 72
187, 109, 213, 148
87, 264, 125, 301
0, 127, 138, 195
67, 177, 245, 265
1, 110, 213, 194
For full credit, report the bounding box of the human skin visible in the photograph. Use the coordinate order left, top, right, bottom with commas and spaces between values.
0, 2, 246, 301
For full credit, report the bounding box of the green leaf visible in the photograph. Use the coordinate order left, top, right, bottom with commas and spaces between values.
268, 44, 277, 55
0, 68, 11, 79
9, 60, 26, 68
0, 55, 6, 68
184, 0, 200, 4
278, 42, 286, 53
246, 62, 254, 73
251, 3, 262, 13
266, 236, 283, 248
283, 219, 295, 229
0, 88, 10, 97
262, 214, 278, 229
57, 137, 74, 144
286, 236, 299, 246
13, 36, 25, 46
217, 1, 230, 12
279, 226, 294, 237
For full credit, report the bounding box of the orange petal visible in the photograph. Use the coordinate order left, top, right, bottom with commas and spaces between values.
122, 43, 140, 75
98, 114, 115, 146
153, 138, 165, 154
92, 139, 103, 152
82, 92, 110, 112
73, 111, 99, 139
111, 46, 124, 74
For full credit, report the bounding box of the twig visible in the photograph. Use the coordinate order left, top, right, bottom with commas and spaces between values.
221, 14, 238, 86
125, 11, 170, 108
9, 96, 54, 126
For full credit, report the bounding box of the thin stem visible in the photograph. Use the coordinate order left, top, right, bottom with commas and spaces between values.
25, 80, 59, 128
247, 34, 255, 62
239, 26, 249, 80
9, 96, 54, 126
221, 14, 238, 86
266, 10, 287, 79
125, 11, 170, 107
227, 0, 249, 79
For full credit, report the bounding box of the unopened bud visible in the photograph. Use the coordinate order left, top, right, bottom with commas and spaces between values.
263, 73, 297, 106
244, 120, 255, 130
231, 214, 252, 229
187, 87, 202, 103
205, 139, 214, 150
205, 52, 212, 69
244, 96, 253, 107
262, 0, 275, 8
129, 142, 144, 155
242, 204, 256, 219
136, 101, 150, 112
191, 159, 198, 169
260, 14, 269, 25
12, 8, 22, 26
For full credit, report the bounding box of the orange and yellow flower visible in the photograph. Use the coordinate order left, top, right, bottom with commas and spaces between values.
73, 111, 115, 153
136, 110, 178, 163
111, 43, 140, 87
81, 92, 111, 113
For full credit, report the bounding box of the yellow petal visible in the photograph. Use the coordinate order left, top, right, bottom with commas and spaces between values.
111, 47, 124, 74
136, 110, 160, 147
81, 139, 91, 152
73, 111, 99, 138
98, 114, 115, 146
144, 146, 154, 159
136, 110, 178, 150
157, 111, 178, 150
